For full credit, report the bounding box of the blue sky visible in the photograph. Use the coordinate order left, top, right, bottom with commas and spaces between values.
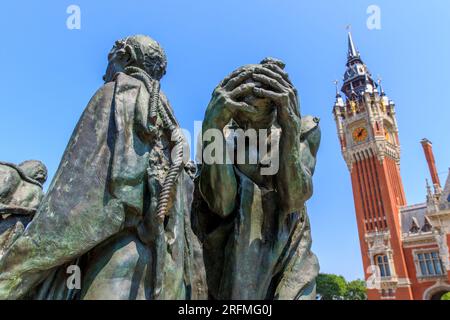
1, 0, 449, 280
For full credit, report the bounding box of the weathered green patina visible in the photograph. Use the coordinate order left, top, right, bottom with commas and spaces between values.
193, 58, 321, 299
0, 160, 47, 258
0, 37, 320, 300
0, 35, 206, 300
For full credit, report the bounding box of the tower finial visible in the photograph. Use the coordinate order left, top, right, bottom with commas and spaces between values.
333, 80, 341, 97
377, 76, 385, 96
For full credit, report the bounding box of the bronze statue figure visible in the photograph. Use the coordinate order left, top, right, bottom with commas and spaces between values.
0, 36, 320, 300
0, 35, 206, 300
194, 58, 321, 299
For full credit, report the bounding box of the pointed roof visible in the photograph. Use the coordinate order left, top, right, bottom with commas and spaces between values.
347, 32, 360, 60
341, 31, 377, 98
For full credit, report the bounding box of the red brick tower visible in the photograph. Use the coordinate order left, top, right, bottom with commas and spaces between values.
333, 32, 414, 299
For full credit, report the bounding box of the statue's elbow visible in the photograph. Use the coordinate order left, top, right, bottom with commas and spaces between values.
279, 177, 313, 214
211, 199, 236, 218
282, 197, 307, 215
202, 189, 236, 219
199, 172, 237, 218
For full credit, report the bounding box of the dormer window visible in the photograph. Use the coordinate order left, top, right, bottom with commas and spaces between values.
421, 217, 432, 233
409, 217, 420, 233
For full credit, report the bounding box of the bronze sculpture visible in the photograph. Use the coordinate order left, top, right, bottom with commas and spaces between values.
194, 58, 321, 299
0, 36, 320, 300
0, 35, 206, 300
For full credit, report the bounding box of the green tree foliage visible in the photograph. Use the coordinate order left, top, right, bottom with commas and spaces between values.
316, 273, 367, 300
345, 279, 367, 300
316, 274, 347, 300
441, 292, 450, 300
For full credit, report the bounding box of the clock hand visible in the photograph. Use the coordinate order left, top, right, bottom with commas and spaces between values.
358, 129, 363, 137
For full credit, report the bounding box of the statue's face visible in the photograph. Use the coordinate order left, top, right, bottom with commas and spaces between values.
19, 161, 48, 185
103, 36, 167, 82
103, 45, 130, 82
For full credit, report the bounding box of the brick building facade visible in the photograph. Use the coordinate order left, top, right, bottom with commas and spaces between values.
332, 33, 450, 300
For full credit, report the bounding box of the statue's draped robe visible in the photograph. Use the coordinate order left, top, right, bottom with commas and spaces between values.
0, 73, 206, 300
194, 167, 318, 300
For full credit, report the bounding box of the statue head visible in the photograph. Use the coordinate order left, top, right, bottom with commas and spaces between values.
233, 57, 286, 130
103, 35, 167, 82
19, 160, 48, 185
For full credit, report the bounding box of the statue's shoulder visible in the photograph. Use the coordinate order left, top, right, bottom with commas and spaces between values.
94, 73, 143, 103
114, 72, 145, 90
0, 162, 21, 180
87, 81, 116, 109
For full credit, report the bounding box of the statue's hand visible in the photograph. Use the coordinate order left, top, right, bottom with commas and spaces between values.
204, 67, 259, 129
248, 65, 321, 213
251, 65, 301, 131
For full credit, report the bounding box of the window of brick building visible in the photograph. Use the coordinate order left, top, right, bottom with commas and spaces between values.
376, 255, 391, 278
417, 252, 445, 277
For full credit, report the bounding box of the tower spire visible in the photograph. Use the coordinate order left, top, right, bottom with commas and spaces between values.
347, 31, 359, 60
341, 31, 375, 98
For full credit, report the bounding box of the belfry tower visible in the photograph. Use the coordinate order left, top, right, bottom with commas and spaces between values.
333, 33, 414, 299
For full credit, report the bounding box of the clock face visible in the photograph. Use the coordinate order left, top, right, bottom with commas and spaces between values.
352, 127, 368, 143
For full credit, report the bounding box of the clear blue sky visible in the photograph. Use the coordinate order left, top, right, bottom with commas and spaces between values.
1, 0, 449, 281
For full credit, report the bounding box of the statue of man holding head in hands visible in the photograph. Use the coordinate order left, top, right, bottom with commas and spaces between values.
194, 58, 321, 300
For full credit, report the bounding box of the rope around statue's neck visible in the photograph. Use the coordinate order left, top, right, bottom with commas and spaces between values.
124, 66, 186, 223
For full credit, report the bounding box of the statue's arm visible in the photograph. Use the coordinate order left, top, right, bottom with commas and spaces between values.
199, 118, 237, 218
251, 67, 321, 214
276, 117, 320, 214
198, 68, 259, 218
